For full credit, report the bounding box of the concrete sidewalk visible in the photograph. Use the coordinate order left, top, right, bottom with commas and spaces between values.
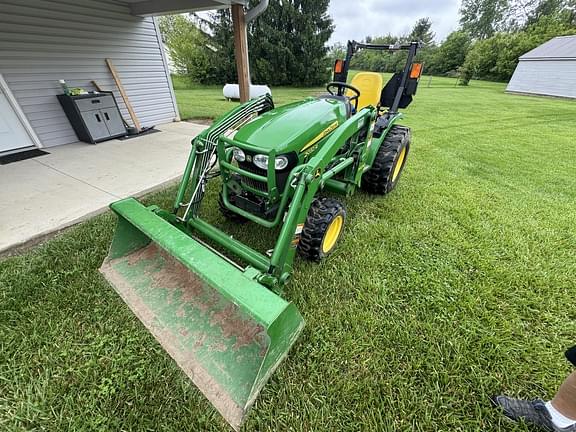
0, 122, 207, 254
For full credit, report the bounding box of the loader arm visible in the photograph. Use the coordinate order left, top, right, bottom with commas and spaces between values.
174, 95, 275, 221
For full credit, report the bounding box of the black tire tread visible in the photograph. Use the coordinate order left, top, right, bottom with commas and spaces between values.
362, 125, 411, 194
298, 197, 346, 262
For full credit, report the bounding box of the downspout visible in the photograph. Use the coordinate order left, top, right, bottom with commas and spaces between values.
245, 0, 269, 24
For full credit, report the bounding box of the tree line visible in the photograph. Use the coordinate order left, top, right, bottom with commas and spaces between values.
160, 0, 576, 87
341, 0, 575, 84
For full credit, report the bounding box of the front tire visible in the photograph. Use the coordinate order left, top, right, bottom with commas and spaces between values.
362, 125, 410, 194
298, 197, 346, 262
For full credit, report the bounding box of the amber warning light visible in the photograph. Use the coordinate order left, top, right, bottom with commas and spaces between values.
410, 63, 423, 79
334, 59, 344, 74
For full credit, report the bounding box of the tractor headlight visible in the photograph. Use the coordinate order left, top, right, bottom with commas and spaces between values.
253, 154, 289, 170
274, 156, 289, 170
253, 155, 268, 170
232, 147, 246, 162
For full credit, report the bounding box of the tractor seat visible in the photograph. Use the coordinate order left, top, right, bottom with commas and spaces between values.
346, 72, 384, 110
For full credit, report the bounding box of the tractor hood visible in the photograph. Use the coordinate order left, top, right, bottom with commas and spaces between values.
233, 98, 348, 154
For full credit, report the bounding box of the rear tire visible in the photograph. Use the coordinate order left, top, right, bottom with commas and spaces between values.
298, 197, 346, 262
218, 193, 248, 223
362, 125, 410, 194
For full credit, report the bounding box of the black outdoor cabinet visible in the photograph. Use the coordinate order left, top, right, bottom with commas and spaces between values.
58, 92, 126, 144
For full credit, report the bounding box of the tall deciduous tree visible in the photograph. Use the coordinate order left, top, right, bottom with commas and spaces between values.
526, 0, 576, 24
461, 13, 576, 83
428, 31, 472, 74
327, 42, 347, 64
461, 0, 574, 36
159, 15, 213, 83
350, 16, 437, 75
460, 0, 510, 38
349, 34, 400, 72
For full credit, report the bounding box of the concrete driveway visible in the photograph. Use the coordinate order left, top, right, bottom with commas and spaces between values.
0, 122, 207, 254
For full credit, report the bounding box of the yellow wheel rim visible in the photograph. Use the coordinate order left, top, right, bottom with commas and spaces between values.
322, 215, 343, 254
392, 147, 407, 181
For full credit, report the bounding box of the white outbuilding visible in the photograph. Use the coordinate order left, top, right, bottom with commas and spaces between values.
507, 35, 576, 99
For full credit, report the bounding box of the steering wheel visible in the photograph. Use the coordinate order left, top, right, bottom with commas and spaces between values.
326, 82, 361, 111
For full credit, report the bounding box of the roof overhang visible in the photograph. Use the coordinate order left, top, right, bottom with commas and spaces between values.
119, 0, 247, 17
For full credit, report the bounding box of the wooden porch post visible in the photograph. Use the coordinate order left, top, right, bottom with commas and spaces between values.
231, 4, 250, 103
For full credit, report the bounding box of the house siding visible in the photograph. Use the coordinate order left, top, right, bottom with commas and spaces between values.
0, 0, 179, 147
507, 59, 576, 99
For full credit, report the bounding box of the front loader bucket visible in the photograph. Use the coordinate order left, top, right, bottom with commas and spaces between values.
99, 198, 304, 430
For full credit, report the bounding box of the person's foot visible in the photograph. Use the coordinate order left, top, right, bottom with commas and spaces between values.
491, 396, 576, 431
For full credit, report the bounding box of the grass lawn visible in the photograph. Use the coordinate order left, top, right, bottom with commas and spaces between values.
2, 75, 576, 431
172, 75, 324, 120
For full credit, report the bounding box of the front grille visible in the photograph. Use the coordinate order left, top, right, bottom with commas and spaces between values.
235, 151, 297, 194
238, 161, 268, 192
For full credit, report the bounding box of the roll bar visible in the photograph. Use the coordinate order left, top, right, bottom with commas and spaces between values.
333, 40, 422, 113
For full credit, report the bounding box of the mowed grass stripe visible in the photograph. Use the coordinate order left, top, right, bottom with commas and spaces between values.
1, 75, 575, 431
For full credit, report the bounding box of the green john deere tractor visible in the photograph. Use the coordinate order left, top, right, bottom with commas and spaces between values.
100, 40, 423, 430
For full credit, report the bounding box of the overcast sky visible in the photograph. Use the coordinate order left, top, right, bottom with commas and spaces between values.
327, 0, 461, 45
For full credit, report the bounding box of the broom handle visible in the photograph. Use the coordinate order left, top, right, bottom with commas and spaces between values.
105, 58, 141, 132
